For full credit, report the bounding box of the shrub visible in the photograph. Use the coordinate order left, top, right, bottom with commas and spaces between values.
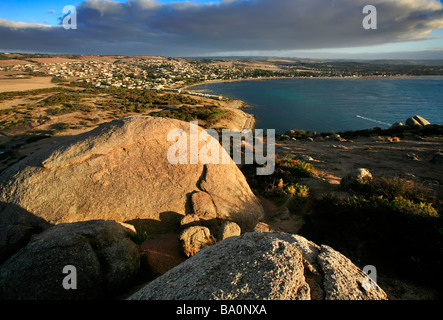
279, 158, 316, 178
300, 191, 443, 290
369, 177, 436, 205
345, 194, 438, 218
286, 184, 310, 213
126, 231, 149, 244
51, 77, 69, 83
42, 93, 81, 106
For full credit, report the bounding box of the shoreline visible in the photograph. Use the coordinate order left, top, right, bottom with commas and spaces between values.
179, 74, 443, 91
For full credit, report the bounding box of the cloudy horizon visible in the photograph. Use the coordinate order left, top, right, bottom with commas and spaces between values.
1, 0, 443, 59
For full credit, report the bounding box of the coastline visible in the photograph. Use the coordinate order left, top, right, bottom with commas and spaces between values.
179, 74, 443, 91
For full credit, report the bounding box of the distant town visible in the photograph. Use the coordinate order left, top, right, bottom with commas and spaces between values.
1, 53, 443, 94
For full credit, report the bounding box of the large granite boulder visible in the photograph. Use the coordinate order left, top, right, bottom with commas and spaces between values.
0, 116, 264, 261
128, 232, 387, 300
0, 220, 140, 300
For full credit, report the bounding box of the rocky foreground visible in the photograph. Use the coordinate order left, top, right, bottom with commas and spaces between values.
0, 115, 397, 300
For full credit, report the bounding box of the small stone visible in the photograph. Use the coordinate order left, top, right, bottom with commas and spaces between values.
387, 137, 400, 143
180, 214, 201, 229
341, 168, 373, 190
296, 154, 315, 162
390, 122, 404, 130
253, 222, 275, 233
218, 221, 241, 241
179, 226, 213, 257
404, 153, 419, 161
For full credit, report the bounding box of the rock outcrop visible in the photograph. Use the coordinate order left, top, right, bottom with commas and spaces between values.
405, 115, 431, 127
0, 116, 264, 261
340, 168, 373, 190
128, 232, 387, 300
0, 220, 140, 300
390, 122, 404, 130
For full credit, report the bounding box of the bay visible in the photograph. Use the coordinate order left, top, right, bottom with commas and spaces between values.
191, 77, 443, 134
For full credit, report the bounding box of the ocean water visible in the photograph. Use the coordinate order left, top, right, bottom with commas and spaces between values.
191, 77, 443, 134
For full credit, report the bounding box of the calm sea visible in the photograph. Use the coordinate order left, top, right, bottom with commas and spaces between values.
191, 77, 443, 134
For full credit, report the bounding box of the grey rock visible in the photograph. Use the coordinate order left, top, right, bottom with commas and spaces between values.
318, 245, 386, 300
128, 232, 387, 300
0, 220, 140, 300
129, 232, 311, 300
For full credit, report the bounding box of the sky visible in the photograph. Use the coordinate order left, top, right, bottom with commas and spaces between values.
0, 0, 443, 59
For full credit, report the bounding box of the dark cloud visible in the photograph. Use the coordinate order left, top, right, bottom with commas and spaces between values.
0, 0, 442, 56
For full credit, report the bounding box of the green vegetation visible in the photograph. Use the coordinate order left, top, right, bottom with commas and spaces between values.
152, 105, 231, 126
279, 158, 316, 178
49, 122, 71, 135
286, 184, 310, 213
241, 154, 443, 292
49, 102, 95, 115
51, 77, 69, 83
40, 93, 82, 107
126, 230, 149, 245
241, 157, 316, 209
0, 87, 69, 102
102, 88, 200, 106
25, 135, 51, 144
298, 176, 442, 291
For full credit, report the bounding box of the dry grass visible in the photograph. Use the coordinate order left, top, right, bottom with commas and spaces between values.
0, 77, 59, 93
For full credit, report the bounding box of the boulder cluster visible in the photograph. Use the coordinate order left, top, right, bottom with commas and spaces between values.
129, 232, 387, 300
0, 116, 388, 300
